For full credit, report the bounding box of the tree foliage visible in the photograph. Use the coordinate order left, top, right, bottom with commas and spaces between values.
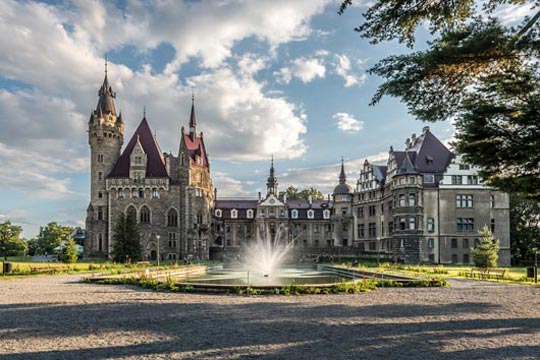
112, 212, 142, 263
471, 226, 501, 268
59, 238, 78, 264
284, 186, 325, 201
510, 193, 540, 261
35, 222, 74, 255
0, 221, 24, 258
340, 0, 540, 198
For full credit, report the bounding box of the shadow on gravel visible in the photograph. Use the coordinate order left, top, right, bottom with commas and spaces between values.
1, 297, 539, 359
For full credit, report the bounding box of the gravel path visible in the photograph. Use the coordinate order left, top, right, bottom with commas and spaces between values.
1, 275, 539, 359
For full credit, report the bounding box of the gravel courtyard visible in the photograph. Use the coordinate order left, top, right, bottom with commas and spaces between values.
1, 275, 539, 360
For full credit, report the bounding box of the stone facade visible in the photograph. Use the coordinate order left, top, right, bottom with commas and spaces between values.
85, 71, 511, 266
85, 72, 212, 261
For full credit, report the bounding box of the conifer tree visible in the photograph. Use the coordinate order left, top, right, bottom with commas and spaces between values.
60, 238, 78, 264
471, 226, 500, 268
112, 213, 142, 263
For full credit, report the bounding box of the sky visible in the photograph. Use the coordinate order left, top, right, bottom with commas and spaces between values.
0, 0, 528, 237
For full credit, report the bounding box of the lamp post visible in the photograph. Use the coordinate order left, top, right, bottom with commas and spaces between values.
156, 234, 160, 282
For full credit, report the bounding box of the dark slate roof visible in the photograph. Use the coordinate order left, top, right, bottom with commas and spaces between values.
288, 208, 329, 220
108, 117, 168, 178
412, 130, 453, 173
398, 151, 417, 175
286, 200, 333, 209
372, 165, 387, 181
183, 133, 209, 166
96, 74, 116, 116
215, 200, 258, 209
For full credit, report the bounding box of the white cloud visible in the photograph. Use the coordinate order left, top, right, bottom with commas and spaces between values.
334, 54, 367, 87
275, 57, 326, 84
494, 4, 533, 25
212, 172, 252, 197
69, 0, 330, 70
333, 112, 364, 133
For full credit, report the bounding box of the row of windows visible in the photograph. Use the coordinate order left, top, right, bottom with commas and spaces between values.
427, 237, 480, 249
215, 208, 331, 219
117, 188, 160, 199
451, 175, 479, 185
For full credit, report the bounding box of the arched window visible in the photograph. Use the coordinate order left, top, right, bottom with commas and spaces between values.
323, 209, 330, 219
231, 209, 238, 219
167, 209, 178, 227
307, 209, 314, 219
126, 205, 137, 220
197, 211, 203, 224
246, 209, 254, 219
291, 209, 298, 219
140, 206, 151, 223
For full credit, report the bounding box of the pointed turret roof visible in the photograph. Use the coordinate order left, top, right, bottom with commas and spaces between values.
189, 93, 197, 129
108, 116, 168, 178
398, 151, 417, 175
333, 158, 353, 194
95, 60, 117, 116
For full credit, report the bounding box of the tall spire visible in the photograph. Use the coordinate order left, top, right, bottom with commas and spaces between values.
96, 55, 117, 116
266, 155, 278, 195
339, 156, 346, 184
189, 92, 197, 140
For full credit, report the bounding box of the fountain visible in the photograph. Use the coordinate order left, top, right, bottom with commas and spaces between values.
242, 223, 294, 278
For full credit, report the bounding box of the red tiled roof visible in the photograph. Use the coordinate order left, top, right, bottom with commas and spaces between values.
183, 133, 208, 166
108, 117, 168, 178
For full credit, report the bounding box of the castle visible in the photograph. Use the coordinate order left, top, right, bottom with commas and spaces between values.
85, 70, 511, 265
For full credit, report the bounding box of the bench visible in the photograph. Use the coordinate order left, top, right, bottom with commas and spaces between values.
487, 268, 506, 280
470, 268, 488, 279
136, 261, 151, 267
29, 266, 70, 274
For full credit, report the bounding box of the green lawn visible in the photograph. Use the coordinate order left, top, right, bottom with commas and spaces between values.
333, 261, 537, 285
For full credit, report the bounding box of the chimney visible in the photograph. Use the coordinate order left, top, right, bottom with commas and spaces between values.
308, 195, 312, 205
283, 193, 287, 203
423, 126, 430, 134
411, 133, 416, 144
258, 191, 261, 201
405, 138, 411, 149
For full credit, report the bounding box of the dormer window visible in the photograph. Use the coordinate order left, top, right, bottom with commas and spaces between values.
323, 209, 330, 219
215, 209, 222, 217
291, 209, 298, 219
231, 209, 238, 219
307, 209, 314, 219
247, 209, 254, 219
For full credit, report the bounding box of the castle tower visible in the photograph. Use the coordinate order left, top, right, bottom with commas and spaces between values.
85, 61, 124, 257
332, 158, 353, 247
178, 95, 213, 260
266, 156, 278, 195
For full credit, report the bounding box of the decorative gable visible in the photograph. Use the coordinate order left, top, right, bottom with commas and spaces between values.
129, 136, 147, 180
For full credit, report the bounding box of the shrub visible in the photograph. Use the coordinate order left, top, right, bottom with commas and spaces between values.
471, 226, 500, 268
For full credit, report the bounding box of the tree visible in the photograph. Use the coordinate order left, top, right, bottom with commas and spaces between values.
35, 222, 74, 255
471, 226, 500, 268
510, 194, 540, 262
112, 213, 142, 263
339, 0, 540, 199
284, 186, 325, 201
0, 221, 24, 260
59, 238, 78, 264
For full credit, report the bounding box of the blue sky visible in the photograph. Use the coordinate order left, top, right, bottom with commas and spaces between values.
2, 0, 524, 237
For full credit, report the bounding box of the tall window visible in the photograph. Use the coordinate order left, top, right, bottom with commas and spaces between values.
97, 206, 104, 221
368, 223, 376, 237
98, 233, 103, 252
408, 193, 416, 206
467, 175, 478, 185
140, 206, 151, 223
451, 175, 462, 185
97, 154, 104, 163
167, 209, 178, 227
126, 206, 137, 219
118, 189, 125, 199
98, 172, 103, 181
197, 211, 203, 224
152, 189, 159, 198
357, 224, 365, 238
451, 238, 458, 248
399, 194, 406, 207
456, 194, 473, 208
357, 207, 364, 218
368, 205, 376, 216
408, 217, 416, 230
491, 218, 495, 232
457, 218, 474, 232
428, 238, 434, 248
427, 218, 435, 232
490, 195, 495, 208
463, 238, 469, 249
